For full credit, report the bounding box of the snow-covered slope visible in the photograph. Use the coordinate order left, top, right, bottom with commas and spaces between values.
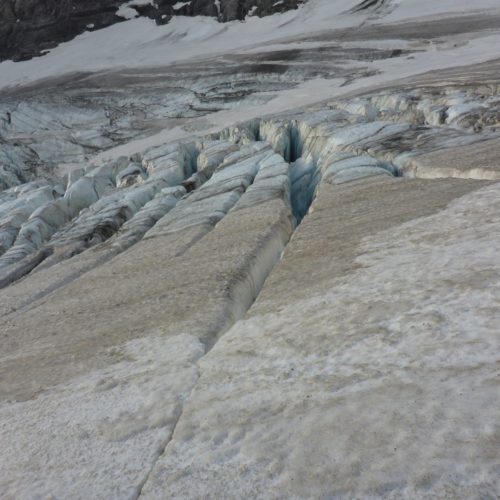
0, 0, 499, 498
0, 0, 303, 62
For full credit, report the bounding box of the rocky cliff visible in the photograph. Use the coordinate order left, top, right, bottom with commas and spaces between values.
0, 0, 303, 62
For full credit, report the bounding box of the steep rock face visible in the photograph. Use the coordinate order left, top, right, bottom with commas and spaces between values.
0, 0, 123, 62
0, 0, 304, 62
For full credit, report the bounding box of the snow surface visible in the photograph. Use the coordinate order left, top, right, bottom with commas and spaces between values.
1, 0, 499, 93
95, 22, 500, 163
117, 0, 154, 19
0, 333, 205, 498
2, 0, 500, 165
1, 0, 500, 497
173, 1, 191, 10
382, 0, 500, 22
143, 180, 500, 497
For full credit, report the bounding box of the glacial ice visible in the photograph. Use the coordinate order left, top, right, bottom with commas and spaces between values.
1, 1, 500, 497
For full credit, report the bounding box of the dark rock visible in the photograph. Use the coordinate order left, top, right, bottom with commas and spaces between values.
0, 0, 304, 63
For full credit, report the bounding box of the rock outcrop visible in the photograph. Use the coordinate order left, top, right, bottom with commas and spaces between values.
0, 0, 303, 62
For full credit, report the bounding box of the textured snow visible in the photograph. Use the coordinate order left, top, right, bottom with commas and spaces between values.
0, 139, 298, 495
0, 333, 205, 499
1, 0, 499, 95
173, 1, 191, 10
0, 0, 500, 498
0, 1, 353, 91
383, 0, 500, 22
142, 180, 500, 498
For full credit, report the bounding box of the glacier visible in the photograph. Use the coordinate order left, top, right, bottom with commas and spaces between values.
0, 0, 499, 498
